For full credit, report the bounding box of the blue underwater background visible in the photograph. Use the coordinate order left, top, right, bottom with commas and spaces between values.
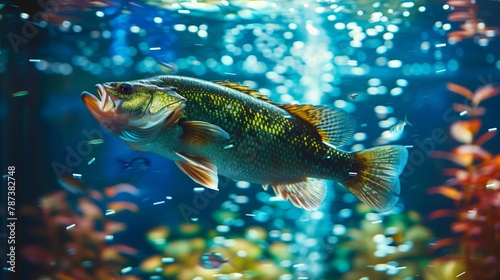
1, 0, 500, 279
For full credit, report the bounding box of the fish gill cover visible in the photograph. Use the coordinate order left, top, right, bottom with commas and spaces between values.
1, 0, 500, 280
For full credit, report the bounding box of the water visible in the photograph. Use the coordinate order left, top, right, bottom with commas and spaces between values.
2, 0, 500, 279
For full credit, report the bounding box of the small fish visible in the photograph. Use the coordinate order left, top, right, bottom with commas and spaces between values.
348, 93, 358, 99
158, 61, 178, 74
87, 138, 104, 145
118, 157, 150, 172
57, 173, 87, 194
390, 114, 412, 134
82, 75, 408, 212
11, 90, 29, 97
199, 252, 231, 269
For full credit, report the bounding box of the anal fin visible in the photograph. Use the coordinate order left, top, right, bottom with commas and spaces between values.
175, 152, 219, 190
271, 178, 327, 211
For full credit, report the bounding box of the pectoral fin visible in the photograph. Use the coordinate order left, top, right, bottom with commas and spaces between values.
175, 152, 219, 190
180, 121, 230, 146
271, 178, 327, 211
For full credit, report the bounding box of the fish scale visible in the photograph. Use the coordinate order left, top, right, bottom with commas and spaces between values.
82, 75, 408, 211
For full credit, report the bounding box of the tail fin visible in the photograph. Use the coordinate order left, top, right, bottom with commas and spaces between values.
342, 145, 408, 212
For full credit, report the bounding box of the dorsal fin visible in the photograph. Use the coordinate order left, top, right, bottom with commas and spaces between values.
279, 104, 356, 147
214, 81, 274, 103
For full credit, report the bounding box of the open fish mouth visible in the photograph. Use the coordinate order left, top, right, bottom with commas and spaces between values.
81, 84, 118, 115
81, 84, 185, 142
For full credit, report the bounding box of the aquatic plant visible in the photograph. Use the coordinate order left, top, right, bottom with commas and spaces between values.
20, 184, 140, 279
331, 205, 432, 280
140, 212, 294, 279
446, 0, 500, 45
425, 82, 500, 280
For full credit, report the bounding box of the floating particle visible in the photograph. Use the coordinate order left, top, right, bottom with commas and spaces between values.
436, 68, 446, 73
348, 93, 358, 99
284, 115, 292, 118
236, 181, 251, 189
121, 266, 132, 274
233, 195, 249, 204
245, 214, 255, 216
194, 187, 204, 193
224, 144, 234, 149
105, 209, 115, 216
11, 90, 28, 97
87, 138, 104, 145
488, 127, 497, 132
29, 59, 41, 62
150, 47, 161, 51
88, 157, 95, 165
456, 271, 465, 277
224, 72, 236, 75
66, 224, 75, 230
459, 110, 468, 116
404, 145, 414, 148
166, 196, 172, 200
348, 171, 357, 176
153, 201, 165, 205
72, 173, 82, 178
435, 43, 446, 47
162, 257, 174, 264
178, 9, 190, 14
293, 263, 305, 267
105, 235, 113, 241
372, 220, 382, 224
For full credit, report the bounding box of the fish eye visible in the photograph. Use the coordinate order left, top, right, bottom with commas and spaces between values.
120, 83, 133, 94
109, 82, 117, 87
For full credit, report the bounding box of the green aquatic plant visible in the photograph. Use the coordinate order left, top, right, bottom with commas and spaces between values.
141, 215, 294, 279
20, 184, 140, 280
425, 83, 500, 280
332, 206, 432, 280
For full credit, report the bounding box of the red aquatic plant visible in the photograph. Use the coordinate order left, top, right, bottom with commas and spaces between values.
425, 83, 500, 279
20, 184, 140, 279
446, 0, 500, 44
447, 82, 500, 117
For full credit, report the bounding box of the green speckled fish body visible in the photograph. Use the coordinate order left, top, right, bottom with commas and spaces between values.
82, 75, 408, 211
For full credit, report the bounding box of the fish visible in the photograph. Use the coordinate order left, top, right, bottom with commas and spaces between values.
57, 174, 103, 200
11, 90, 29, 97
87, 138, 104, 145
390, 114, 412, 134
57, 173, 88, 195
81, 75, 408, 212
158, 61, 178, 74
199, 252, 231, 269
348, 93, 358, 99
118, 157, 150, 172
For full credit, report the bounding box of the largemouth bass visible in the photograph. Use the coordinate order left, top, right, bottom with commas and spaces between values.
82, 75, 408, 211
